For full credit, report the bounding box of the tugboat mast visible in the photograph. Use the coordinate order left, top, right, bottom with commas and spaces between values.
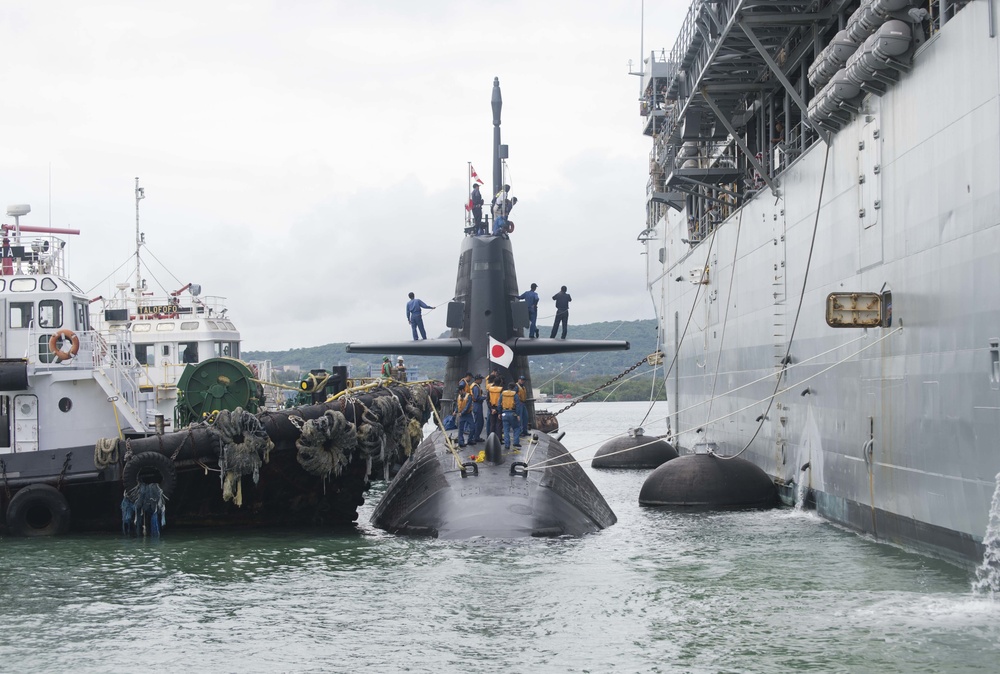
134, 177, 145, 296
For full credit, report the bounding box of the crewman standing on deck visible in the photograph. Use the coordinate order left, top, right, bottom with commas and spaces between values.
406, 292, 434, 340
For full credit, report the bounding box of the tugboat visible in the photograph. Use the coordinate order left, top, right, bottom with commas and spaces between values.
0, 193, 439, 536
91, 178, 275, 431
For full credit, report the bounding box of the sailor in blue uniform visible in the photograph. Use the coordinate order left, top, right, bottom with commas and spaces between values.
406, 292, 434, 340
518, 283, 540, 338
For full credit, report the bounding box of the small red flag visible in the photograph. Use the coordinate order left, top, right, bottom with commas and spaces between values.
470, 165, 484, 185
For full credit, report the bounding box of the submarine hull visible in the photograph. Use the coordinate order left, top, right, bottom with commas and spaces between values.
372, 429, 616, 538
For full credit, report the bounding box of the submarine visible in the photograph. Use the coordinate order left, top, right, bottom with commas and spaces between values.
347, 77, 628, 538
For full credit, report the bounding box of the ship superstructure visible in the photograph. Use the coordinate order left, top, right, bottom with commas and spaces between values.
636, 0, 994, 565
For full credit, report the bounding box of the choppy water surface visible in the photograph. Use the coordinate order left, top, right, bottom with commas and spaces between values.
2, 402, 998, 673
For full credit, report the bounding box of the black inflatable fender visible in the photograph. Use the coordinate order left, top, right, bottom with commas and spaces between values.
6, 483, 71, 536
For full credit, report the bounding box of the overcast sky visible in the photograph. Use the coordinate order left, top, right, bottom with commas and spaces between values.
0, 1, 688, 351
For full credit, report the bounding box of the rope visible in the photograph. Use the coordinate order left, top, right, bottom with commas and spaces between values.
94, 438, 120, 469
713, 141, 832, 460
428, 395, 465, 465
549, 352, 663, 417
110, 398, 124, 440
534, 325, 904, 468
210, 407, 274, 505
638, 220, 720, 428
293, 409, 357, 479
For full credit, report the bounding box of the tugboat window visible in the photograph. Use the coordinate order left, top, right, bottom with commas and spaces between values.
41, 278, 57, 291
135, 344, 153, 366
75, 301, 89, 331
38, 335, 57, 364
9, 278, 36, 292
9, 302, 32, 328
180, 342, 198, 364
156, 323, 175, 331
38, 300, 63, 329
58, 397, 72, 413
181, 321, 199, 330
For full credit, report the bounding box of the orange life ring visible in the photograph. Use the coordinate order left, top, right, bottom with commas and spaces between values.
49, 329, 80, 361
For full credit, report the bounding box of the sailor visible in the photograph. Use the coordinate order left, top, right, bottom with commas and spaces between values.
486, 374, 505, 437
381, 356, 393, 378
394, 356, 407, 382
491, 184, 511, 235
549, 285, 572, 339
470, 374, 485, 443
500, 383, 521, 451
470, 184, 485, 235
406, 292, 434, 340
455, 381, 474, 447
516, 375, 529, 437
518, 283, 540, 338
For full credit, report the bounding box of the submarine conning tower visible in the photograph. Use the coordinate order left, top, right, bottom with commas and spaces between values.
347, 76, 630, 415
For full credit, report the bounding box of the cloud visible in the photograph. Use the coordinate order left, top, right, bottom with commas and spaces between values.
0, 0, 688, 350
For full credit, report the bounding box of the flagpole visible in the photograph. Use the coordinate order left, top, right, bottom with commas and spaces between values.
467, 161, 471, 230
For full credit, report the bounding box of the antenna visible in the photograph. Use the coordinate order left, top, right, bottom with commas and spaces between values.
135, 177, 145, 296
628, 0, 646, 87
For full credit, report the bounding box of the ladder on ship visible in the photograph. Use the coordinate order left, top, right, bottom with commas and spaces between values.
92, 333, 149, 432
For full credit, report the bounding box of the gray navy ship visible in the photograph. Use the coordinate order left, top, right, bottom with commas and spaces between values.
636, 0, 997, 566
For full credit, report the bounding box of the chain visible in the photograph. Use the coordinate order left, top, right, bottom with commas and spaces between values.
1, 458, 9, 500
550, 352, 663, 417
56, 451, 72, 490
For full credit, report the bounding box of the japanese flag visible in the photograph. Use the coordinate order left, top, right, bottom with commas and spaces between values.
488, 335, 513, 368
470, 165, 484, 185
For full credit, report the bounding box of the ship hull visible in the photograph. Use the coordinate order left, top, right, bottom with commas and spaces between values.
644, 2, 1000, 566
372, 429, 617, 538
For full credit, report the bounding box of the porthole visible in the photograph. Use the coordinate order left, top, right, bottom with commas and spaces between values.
58, 397, 72, 413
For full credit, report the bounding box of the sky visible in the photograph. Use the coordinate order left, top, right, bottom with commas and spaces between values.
0, 0, 689, 351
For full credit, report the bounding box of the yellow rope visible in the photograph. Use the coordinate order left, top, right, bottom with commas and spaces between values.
110, 399, 124, 440
427, 396, 465, 466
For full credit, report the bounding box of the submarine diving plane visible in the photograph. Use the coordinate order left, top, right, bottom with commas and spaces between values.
347, 78, 629, 538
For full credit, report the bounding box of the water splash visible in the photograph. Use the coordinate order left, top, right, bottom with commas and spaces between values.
973, 472, 1000, 596
794, 462, 811, 511
795, 478, 808, 511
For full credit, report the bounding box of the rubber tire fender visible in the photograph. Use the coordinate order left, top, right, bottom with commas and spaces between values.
123, 451, 178, 498
6, 483, 71, 536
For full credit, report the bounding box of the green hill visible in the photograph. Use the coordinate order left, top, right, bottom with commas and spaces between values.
245, 319, 660, 389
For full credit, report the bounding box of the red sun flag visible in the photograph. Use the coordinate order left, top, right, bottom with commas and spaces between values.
465, 198, 473, 212
488, 335, 513, 368
470, 165, 484, 185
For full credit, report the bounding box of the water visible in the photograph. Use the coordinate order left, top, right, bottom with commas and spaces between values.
2, 402, 998, 673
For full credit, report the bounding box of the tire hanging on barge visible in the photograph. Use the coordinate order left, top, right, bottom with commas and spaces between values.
122, 451, 178, 499
638, 453, 778, 510
5, 484, 72, 536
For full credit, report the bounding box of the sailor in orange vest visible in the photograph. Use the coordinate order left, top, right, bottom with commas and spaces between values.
486, 375, 505, 437
455, 380, 474, 447
500, 382, 522, 451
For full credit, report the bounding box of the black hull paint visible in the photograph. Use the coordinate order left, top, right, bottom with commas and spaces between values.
372, 429, 616, 539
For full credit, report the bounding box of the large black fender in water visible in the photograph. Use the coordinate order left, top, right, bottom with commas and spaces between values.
592, 430, 678, 469
123, 452, 178, 499
638, 453, 778, 509
6, 484, 71, 536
